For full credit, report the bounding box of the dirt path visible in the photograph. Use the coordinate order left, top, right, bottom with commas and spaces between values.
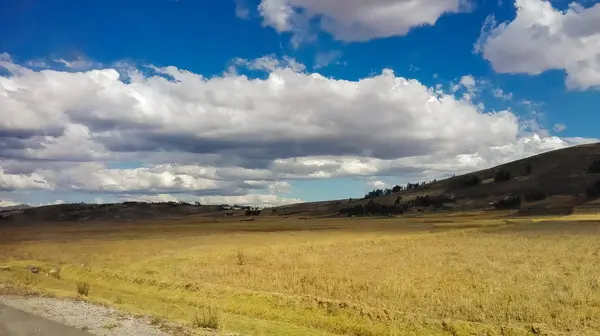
0, 302, 93, 335
0, 296, 187, 336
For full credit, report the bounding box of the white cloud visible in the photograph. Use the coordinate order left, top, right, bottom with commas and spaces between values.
0, 169, 52, 191
0, 200, 22, 207
54, 57, 98, 70
460, 75, 476, 88
0, 53, 596, 205
259, 0, 295, 32
314, 50, 343, 69
234, 0, 250, 19
553, 123, 567, 132
368, 180, 388, 189
476, 0, 600, 90
123, 193, 301, 207
257, 0, 467, 43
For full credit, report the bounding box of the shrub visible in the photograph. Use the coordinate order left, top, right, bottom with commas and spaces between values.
494, 169, 511, 182
462, 174, 480, 187
192, 306, 219, 330
245, 209, 261, 216
588, 160, 600, 174
493, 195, 521, 209
76, 281, 90, 296
524, 191, 547, 202
585, 180, 600, 198
234, 250, 246, 266
526, 164, 532, 175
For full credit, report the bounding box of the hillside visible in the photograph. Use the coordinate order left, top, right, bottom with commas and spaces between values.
272, 142, 600, 216
3, 143, 600, 224
0, 202, 235, 224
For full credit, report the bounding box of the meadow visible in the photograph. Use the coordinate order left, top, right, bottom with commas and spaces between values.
1, 213, 600, 335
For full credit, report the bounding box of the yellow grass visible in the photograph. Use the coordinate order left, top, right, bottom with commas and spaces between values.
2, 214, 600, 335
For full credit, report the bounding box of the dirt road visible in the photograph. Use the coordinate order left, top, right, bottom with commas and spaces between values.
0, 303, 92, 336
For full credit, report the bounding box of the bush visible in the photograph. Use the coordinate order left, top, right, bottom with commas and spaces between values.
586, 180, 600, 198
493, 195, 521, 209
524, 190, 547, 202
588, 160, 600, 174
494, 169, 511, 182
245, 209, 261, 216
462, 174, 480, 187
526, 164, 532, 175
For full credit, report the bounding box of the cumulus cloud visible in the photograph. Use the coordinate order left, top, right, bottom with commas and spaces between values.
0, 53, 596, 206
368, 180, 388, 189
256, 0, 467, 43
0, 169, 52, 191
476, 0, 600, 90
0, 200, 23, 207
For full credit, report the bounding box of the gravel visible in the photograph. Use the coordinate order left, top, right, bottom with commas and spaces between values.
0, 295, 186, 336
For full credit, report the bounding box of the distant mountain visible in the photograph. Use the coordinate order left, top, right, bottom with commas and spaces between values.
0, 204, 31, 212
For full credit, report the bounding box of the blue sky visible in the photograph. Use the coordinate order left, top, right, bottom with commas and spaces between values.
0, 0, 599, 207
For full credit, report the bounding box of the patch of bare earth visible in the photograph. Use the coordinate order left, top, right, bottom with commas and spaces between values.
0, 287, 198, 336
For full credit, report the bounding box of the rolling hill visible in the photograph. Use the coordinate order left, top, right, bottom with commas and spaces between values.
272, 142, 600, 217
2, 142, 600, 224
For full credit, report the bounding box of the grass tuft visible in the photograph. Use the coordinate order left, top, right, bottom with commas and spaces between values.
76, 281, 90, 296
191, 306, 219, 330
234, 249, 246, 266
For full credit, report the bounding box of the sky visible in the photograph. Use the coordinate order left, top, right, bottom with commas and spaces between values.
0, 0, 599, 207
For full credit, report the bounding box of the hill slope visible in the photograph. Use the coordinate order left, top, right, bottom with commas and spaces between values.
3, 143, 600, 224
273, 142, 600, 216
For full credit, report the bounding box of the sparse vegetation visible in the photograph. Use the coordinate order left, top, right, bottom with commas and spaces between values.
102, 322, 120, 330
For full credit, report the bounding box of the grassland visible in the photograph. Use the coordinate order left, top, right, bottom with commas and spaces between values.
2, 213, 600, 335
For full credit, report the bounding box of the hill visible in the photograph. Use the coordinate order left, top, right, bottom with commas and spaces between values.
0, 202, 239, 225
272, 142, 600, 217
2, 143, 600, 224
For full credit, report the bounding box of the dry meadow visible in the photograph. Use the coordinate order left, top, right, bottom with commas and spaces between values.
2, 213, 600, 335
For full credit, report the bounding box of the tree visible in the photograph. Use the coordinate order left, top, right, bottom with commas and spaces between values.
588, 160, 600, 174
462, 174, 480, 187
525, 164, 532, 175
392, 185, 401, 193
494, 169, 511, 182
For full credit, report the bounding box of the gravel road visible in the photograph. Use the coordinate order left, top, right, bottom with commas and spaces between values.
0, 296, 184, 336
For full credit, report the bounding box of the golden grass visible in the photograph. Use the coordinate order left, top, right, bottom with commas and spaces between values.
2, 214, 600, 335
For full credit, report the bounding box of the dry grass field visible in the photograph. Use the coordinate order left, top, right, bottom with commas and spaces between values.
2, 213, 600, 335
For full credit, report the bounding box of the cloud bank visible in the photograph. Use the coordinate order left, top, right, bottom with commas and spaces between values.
0, 54, 595, 206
